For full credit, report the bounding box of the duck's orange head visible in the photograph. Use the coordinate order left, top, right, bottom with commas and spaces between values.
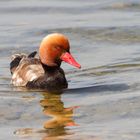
39, 33, 81, 68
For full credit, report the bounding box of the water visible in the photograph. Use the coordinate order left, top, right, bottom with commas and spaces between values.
0, 0, 140, 139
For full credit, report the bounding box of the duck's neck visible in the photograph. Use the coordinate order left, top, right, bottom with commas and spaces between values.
41, 63, 60, 73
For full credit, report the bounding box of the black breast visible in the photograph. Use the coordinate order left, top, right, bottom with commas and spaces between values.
26, 65, 68, 91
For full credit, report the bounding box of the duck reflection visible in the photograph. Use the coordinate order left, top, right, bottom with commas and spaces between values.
40, 91, 78, 138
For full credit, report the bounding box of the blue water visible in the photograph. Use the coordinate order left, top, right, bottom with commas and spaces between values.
0, 0, 140, 139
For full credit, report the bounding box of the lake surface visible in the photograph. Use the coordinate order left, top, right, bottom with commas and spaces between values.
0, 0, 140, 139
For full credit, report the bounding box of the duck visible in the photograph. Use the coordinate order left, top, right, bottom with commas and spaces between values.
10, 33, 81, 91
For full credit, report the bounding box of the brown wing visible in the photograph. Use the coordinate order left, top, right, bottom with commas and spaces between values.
10, 51, 37, 74
11, 58, 44, 86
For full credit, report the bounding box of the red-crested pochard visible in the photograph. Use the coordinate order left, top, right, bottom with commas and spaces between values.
10, 33, 81, 90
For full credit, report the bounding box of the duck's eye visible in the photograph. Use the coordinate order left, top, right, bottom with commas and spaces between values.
54, 45, 61, 51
